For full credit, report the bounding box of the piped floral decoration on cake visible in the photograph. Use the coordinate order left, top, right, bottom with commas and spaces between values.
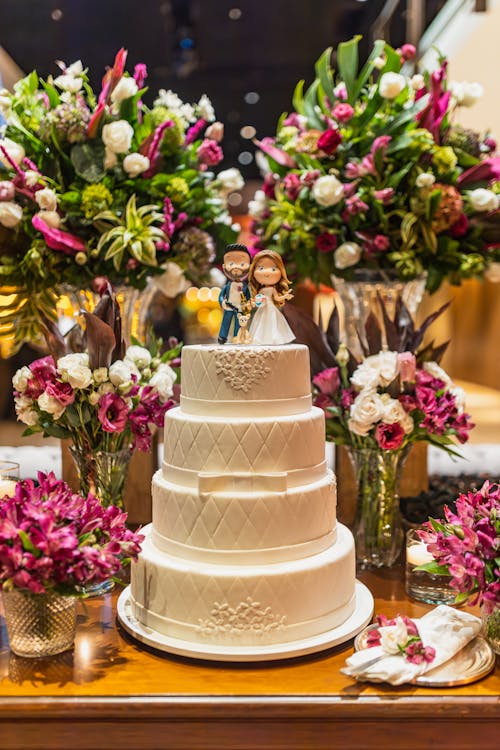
0, 48, 242, 349
249, 36, 499, 292
416, 481, 500, 615
366, 614, 436, 665
0, 472, 144, 595
12, 284, 181, 454
312, 299, 473, 455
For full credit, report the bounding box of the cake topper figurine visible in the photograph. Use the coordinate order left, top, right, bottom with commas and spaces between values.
218, 244, 252, 344
247, 250, 295, 345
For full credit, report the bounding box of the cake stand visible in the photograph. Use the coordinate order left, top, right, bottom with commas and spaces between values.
117, 579, 374, 662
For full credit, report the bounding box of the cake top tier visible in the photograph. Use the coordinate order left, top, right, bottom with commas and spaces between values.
180, 344, 312, 417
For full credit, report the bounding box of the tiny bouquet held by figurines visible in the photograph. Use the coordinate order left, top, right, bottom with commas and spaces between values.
217, 243, 295, 346
12, 284, 181, 508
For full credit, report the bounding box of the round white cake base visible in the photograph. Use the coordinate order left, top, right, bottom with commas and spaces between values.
117, 580, 374, 662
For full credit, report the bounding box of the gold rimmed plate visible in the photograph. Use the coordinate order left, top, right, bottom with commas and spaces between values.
354, 625, 496, 687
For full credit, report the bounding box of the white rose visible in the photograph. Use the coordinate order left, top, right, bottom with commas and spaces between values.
0, 201, 22, 228
217, 168, 244, 194
379, 393, 413, 433
18, 407, 39, 426
38, 392, 66, 419
379, 72, 406, 99
468, 188, 499, 213
410, 73, 425, 91
149, 364, 177, 402
416, 172, 436, 188
349, 389, 385, 434
197, 94, 215, 121
379, 617, 409, 655
248, 189, 268, 218
0, 138, 25, 166
450, 386, 466, 414
352, 351, 399, 389
111, 77, 139, 104
12, 366, 32, 393
98, 382, 115, 396
54, 74, 83, 93
423, 360, 452, 386
104, 148, 118, 170
450, 80, 483, 107
36, 210, 60, 229
93, 367, 108, 384
334, 242, 362, 270
88, 391, 101, 406
109, 359, 139, 386
66, 60, 84, 76
102, 120, 134, 154
125, 345, 152, 369
123, 152, 150, 177
35, 188, 58, 211
311, 174, 344, 207
153, 261, 190, 298
57, 353, 92, 389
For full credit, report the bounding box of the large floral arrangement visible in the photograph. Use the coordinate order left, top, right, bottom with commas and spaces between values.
0, 48, 243, 348
418, 482, 499, 615
12, 287, 180, 454
0, 471, 143, 595
312, 301, 473, 453
250, 37, 500, 291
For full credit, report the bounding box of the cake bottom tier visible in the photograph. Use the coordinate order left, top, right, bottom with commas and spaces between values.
130, 524, 356, 647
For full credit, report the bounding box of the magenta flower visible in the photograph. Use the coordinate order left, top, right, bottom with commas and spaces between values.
400, 44, 417, 61
371, 135, 392, 156
283, 112, 305, 129
196, 138, 223, 166
133, 63, 148, 88
184, 118, 207, 146
450, 214, 469, 238
373, 187, 394, 204
457, 156, 500, 187
332, 103, 354, 122
262, 172, 277, 199
313, 393, 335, 417
373, 234, 390, 251
45, 380, 75, 406
317, 128, 342, 155
97, 393, 129, 433
283, 172, 301, 201
316, 231, 338, 253
375, 422, 405, 450
313, 367, 340, 395
416, 61, 451, 143
32, 215, 86, 255
346, 194, 369, 215
255, 137, 297, 168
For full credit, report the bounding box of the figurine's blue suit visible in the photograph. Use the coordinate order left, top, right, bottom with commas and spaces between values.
218, 281, 251, 343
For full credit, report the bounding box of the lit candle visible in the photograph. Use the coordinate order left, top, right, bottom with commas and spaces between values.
0, 479, 17, 498
406, 540, 434, 567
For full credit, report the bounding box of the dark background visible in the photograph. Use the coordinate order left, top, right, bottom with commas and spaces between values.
0, 0, 446, 178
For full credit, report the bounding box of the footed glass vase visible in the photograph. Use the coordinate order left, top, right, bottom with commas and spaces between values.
349, 447, 408, 569
2, 590, 77, 658
481, 604, 500, 655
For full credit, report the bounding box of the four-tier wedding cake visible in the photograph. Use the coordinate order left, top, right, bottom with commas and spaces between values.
120, 343, 373, 659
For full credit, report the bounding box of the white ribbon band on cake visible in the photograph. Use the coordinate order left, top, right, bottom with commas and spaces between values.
341, 606, 482, 685
151, 527, 338, 564
180, 394, 313, 417
161, 463, 329, 491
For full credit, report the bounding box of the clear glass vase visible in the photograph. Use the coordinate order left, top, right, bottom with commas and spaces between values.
2, 590, 77, 658
481, 604, 500, 655
332, 270, 427, 359
349, 447, 408, 569
69, 445, 132, 510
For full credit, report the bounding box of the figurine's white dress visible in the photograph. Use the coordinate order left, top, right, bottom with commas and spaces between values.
248, 287, 295, 345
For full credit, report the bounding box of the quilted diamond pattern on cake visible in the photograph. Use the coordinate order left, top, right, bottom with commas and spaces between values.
152, 476, 336, 550
163, 410, 325, 474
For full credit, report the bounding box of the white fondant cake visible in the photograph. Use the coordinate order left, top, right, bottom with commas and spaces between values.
129, 344, 358, 653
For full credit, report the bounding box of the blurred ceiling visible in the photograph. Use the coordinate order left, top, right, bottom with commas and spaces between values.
0, 1, 446, 177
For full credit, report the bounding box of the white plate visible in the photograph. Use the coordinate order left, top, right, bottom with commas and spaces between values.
117, 580, 374, 662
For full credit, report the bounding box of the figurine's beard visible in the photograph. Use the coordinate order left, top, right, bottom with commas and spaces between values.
226, 268, 248, 281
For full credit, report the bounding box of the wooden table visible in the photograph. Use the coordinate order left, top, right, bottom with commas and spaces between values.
0, 567, 498, 750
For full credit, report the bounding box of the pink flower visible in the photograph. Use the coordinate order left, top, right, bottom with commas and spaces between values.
301, 170, 321, 187
255, 137, 297, 168
400, 44, 416, 61
283, 112, 305, 129
397, 352, 416, 382
450, 214, 469, 238
340, 388, 356, 408
317, 128, 342, 155
346, 194, 369, 215
283, 173, 302, 200
371, 135, 392, 155
205, 121, 224, 142
457, 157, 500, 187
373, 234, 390, 251
0, 181, 15, 201
184, 118, 207, 145
373, 187, 394, 204
399, 394, 417, 412
142, 120, 175, 175
262, 172, 277, 198
345, 162, 364, 179
196, 138, 223, 166
316, 232, 338, 253
32, 215, 86, 255
334, 83, 347, 101
361, 154, 377, 175
133, 63, 148, 88
375, 422, 405, 450
313, 367, 340, 395
332, 103, 354, 122
45, 380, 75, 406
415, 386, 437, 414
314, 393, 335, 417
97, 393, 129, 433
483, 136, 496, 152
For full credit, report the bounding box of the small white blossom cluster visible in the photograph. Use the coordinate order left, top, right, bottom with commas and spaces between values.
153, 89, 216, 128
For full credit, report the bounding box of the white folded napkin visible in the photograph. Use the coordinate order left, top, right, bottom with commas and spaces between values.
342, 605, 481, 686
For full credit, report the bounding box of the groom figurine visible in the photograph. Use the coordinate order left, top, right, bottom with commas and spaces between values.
218, 244, 252, 344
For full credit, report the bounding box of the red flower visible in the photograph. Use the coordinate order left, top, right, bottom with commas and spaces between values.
450, 214, 469, 238
317, 128, 342, 155
314, 393, 335, 417
283, 173, 301, 201
97, 393, 129, 433
316, 232, 338, 253
373, 234, 390, 251
375, 422, 405, 450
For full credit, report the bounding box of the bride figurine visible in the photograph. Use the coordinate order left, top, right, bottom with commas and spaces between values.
247, 250, 295, 345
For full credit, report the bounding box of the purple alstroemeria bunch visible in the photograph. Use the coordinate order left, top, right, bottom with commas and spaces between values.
367, 614, 436, 665
418, 482, 500, 614
0, 472, 144, 595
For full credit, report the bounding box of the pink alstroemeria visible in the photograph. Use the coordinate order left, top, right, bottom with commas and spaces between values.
184, 118, 207, 146
32, 215, 86, 255
133, 63, 148, 88
416, 61, 451, 143
373, 187, 394, 204
457, 157, 500, 187
397, 352, 416, 382
254, 137, 297, 168
371, 135, 392, 155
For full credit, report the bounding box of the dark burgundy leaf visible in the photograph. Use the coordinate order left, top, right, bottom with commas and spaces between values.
365, 311, 382, 355
411, 300, 451, 351
83, 312, 116, 370
376, 293, 400, 351
283, 303, 336, 374
40, 315, 69, 361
